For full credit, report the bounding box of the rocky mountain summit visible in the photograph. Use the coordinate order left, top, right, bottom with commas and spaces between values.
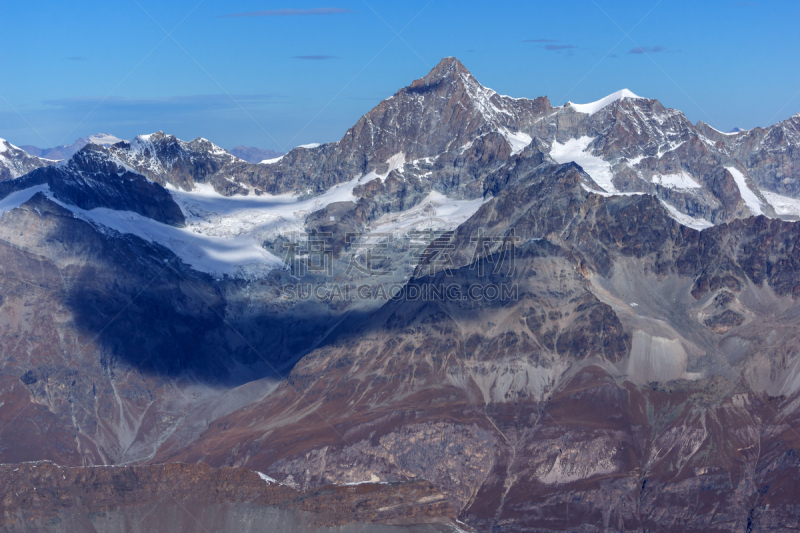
1, 143, 184, 225
2, 57, 800, 532
0, 137, 52, 179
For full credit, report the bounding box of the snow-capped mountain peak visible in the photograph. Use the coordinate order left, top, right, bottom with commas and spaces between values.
568, 89, 643, 115
87, 133, 125, 146
0, 137, 53, 179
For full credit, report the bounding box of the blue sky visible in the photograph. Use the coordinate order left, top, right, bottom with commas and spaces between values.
0, 1, 798, 152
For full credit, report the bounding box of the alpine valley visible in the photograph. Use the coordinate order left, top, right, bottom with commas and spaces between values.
2, 58, 800, 532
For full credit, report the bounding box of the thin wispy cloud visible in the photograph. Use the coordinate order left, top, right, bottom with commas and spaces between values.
217, 8, 353, 18
293, 55, 338, 60
524, 39, 577, 53
629, 46, 667, 54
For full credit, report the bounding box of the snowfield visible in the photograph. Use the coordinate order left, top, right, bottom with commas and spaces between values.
659, 200, 714, 230
501, 130, 533, 155
368, 191, 489, 236
762, 190, 800, 217
652, 172, 702, 189
569, 89, 643, 115
550, 136, 617, 193
727, 166, 764, 216
0, 185, 50, 215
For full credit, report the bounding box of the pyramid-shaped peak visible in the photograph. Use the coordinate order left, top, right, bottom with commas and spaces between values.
411, 57, 474, 88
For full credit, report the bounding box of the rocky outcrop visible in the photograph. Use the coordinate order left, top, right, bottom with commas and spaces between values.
729, 114, 800, 196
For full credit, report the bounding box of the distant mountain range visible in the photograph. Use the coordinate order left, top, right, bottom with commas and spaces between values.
18, 133, 125, 160
2, 57, 800, 532
229, 145, 284, 163
11, 136, 283, 164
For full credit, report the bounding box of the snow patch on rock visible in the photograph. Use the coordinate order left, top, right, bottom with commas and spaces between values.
659, 201, 714, 230
368, 191, 488, 236
256, 472, 277, 484
652, 172, 702, 189
500, 129, 533, 155
550, 136, 617, 193
727, 167, 764, 216
762, 190, 800, 217
385, 152, 406, 174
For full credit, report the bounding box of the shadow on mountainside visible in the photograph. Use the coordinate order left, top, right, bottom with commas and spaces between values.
2, 193, 365, 387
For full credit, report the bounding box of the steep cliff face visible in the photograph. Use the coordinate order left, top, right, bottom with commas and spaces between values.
730, 113, 800, 196
0, 144, 185, 225
108, 132, 248, 194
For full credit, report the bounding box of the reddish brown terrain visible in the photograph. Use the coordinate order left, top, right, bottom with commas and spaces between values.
0, 462, 458, 532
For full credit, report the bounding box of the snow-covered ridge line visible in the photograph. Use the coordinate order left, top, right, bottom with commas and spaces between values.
705, 124, 743, 136
0, 185, 50, 215
88, 133, 125, 146
568, 89, 643, 115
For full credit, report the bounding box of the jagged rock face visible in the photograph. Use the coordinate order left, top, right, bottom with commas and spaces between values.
729, 114, 800, 196
225, 58, 552, 199
0, 144, 185, 225
108, 132, 247, 193
0, 462, 457, 533
0, 138, 52, 180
